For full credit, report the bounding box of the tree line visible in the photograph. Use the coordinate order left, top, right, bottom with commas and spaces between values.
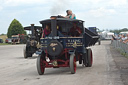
110, 28, 128, 34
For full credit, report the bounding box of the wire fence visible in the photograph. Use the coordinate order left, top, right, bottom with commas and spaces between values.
111, 40, 128, 54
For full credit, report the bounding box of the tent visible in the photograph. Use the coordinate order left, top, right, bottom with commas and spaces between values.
101, 31, 114, 40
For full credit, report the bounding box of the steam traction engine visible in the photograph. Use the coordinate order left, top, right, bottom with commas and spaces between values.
23, 24, 42, 58
26, 16, 99, 74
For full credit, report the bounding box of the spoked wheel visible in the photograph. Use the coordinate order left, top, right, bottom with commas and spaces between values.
37, 54, 45, 75
86, 48, 93, 67
70, 54, 76, 74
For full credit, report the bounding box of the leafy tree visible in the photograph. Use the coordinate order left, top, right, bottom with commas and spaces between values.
7, 19, 26, 38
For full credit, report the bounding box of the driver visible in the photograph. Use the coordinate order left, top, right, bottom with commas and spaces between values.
42, 25, 51, 38
69, 23, 82, 37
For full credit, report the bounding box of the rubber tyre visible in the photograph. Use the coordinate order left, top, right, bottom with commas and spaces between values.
23, 47, 32, 58
70, 54, 76, 74
86, 48, 93, 67
28, 53, 32, 57
98, 40, 101, 45
24, 47, 28, 58
37, 54, 45, 75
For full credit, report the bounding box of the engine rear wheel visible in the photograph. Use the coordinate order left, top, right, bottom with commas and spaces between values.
37, 54, 45, 75
70, 54, 76, 74
86, 48, 93, 67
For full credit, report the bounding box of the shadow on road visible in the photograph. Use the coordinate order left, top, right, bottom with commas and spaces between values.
35, 65, 87, 76
15, 56, 38, 59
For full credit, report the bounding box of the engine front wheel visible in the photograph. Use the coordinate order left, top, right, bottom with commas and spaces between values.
98, 40, 101, 45
23, 47, 28, 58
37, 54, 45, 75
23, 47, 32, 58
70, 54, 76, 74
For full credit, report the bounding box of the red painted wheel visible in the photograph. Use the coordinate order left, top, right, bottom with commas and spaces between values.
70, 54, 76, 74
86, 48, 93, 67
37, 54, 45, 75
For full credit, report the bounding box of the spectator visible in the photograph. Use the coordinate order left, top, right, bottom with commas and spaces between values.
116, 34, 121, 40
112, 35, 116, 40
120, 34, 127, 43
123, 34, 128, 44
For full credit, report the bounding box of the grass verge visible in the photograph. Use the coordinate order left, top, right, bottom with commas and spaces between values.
116, 47, 128, 59
0, 43, 11, 45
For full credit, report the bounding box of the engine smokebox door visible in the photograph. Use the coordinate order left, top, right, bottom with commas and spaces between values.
47, 40, 63, 56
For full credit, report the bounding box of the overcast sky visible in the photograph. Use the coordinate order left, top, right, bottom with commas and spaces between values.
0, 0, 128, 34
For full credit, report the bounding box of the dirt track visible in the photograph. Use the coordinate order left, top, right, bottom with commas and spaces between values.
0, 41, 127, 85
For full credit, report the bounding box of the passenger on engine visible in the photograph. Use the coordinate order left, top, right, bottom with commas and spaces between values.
57, 25, 64, 37
65, 10, 70, 18
69, 23, 82, 37
42, 25, 51, 38
65, 10, 76, 19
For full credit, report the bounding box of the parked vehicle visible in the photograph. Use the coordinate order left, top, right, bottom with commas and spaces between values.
5, 38, 12, 43
11, 35, 20, 44
11, 34, 27, 44
0, 39, 3, 43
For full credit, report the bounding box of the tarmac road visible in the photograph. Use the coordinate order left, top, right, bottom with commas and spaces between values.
0, 41, 125, 85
